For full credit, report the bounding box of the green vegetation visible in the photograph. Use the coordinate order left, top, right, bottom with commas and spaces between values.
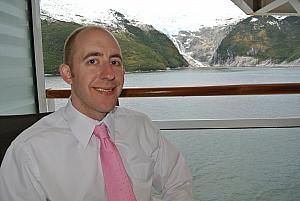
211, 16, 300, 65
41, 18, 188, 74
41, 20, 80, 74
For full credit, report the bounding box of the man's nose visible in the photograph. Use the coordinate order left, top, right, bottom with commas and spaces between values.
99, 61, 115, 80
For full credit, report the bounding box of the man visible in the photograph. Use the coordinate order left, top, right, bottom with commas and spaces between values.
0, 26, 193, 201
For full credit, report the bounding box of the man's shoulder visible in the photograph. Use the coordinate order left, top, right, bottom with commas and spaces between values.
12, 109, 66, 147
2, 109, 68, 168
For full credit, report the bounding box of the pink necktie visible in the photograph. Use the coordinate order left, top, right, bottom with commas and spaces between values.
94, 123, 137, 201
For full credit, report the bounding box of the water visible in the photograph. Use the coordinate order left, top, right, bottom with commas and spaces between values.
46, 66, 300, 201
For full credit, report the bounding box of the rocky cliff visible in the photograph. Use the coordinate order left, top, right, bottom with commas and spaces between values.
173, 16, 300, 67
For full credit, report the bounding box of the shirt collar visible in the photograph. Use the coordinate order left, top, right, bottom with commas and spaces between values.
63, 99, 116, 148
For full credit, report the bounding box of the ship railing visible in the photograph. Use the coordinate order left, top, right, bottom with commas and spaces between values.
46, 83, 300, 129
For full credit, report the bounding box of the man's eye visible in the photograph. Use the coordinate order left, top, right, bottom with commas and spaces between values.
88, 59, 97, 64
111, 60, 122, 66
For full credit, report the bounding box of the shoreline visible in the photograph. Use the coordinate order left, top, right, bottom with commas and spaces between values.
44, 65, 300, 76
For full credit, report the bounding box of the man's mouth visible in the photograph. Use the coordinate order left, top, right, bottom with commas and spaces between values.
94, 88, 113, 92
93, 87, 116, 96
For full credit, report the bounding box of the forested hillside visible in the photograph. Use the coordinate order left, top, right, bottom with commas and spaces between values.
210, 16, 300, 66
41, 14, 188, 74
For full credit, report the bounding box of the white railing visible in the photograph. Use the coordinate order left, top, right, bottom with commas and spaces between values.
154, 118, 300, 130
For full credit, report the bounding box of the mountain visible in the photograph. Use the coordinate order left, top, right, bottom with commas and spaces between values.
41, 1, 300, 70
210, 16, 300, 66
40, 0, 246, 35
172, 25, 234, 66
41, 10, 188, 74
173, 16, 300, 67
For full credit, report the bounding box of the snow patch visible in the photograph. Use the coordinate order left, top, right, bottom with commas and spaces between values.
250, 18, 258, 22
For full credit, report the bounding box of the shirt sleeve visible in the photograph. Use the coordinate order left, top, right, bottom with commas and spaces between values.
152, 131, 194, 201
0, 143, 47, 201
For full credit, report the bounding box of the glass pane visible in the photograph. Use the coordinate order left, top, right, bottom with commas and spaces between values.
119, 95, 300, 120
162, 128, 300, 201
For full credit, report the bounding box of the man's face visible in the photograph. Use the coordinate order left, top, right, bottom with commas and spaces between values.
61, 29, 124, 120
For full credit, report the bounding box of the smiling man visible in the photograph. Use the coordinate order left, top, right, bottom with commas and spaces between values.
0, 26, 194, 201
60, 27, 124, 120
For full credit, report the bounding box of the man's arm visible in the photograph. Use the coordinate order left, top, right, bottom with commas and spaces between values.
0, 143, 46, 201
152, 133, 194, 201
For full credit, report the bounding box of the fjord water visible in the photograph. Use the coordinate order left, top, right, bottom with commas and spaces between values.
46, 66, 300, 201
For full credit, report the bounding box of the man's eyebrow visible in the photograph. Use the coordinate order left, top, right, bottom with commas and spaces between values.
110, 53, 123, 61
83, 52, 103, 60
82, 52, 122, 61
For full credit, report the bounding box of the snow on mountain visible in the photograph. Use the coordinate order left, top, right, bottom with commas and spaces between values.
40, 0, 246, 35
169, 34, 205, 67
40, 3, 127, 31
172, 25, 234, 67
40, 0, 247, 67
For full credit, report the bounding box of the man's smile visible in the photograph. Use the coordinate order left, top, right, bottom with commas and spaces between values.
93, 87, 115, 95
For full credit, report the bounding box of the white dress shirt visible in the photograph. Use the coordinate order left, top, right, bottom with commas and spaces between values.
0, 100, 193, 201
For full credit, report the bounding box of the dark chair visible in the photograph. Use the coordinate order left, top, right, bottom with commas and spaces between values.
0, 112, 51, 165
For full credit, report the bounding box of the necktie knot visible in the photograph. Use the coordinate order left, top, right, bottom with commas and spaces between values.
94, 123, 109, 139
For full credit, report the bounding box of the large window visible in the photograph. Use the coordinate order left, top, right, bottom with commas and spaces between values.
40, 1, 300, 200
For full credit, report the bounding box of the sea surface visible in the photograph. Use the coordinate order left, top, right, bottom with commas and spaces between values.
46, 66, 300, 201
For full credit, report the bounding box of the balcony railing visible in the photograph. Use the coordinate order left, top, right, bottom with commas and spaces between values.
46, 83, 300, 130
46, 83, 300, 98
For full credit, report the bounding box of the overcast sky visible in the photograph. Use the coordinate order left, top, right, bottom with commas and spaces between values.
41, 0, 247, 33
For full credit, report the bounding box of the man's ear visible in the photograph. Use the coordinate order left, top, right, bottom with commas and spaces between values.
59, 64, 73, 85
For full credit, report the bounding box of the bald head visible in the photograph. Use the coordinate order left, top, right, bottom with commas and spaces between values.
63, 26, 120, 67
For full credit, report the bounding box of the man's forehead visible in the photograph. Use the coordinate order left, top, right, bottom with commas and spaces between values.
73, 31, 120, 54
75, 30, 119, 48
77, 28, 115, 42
